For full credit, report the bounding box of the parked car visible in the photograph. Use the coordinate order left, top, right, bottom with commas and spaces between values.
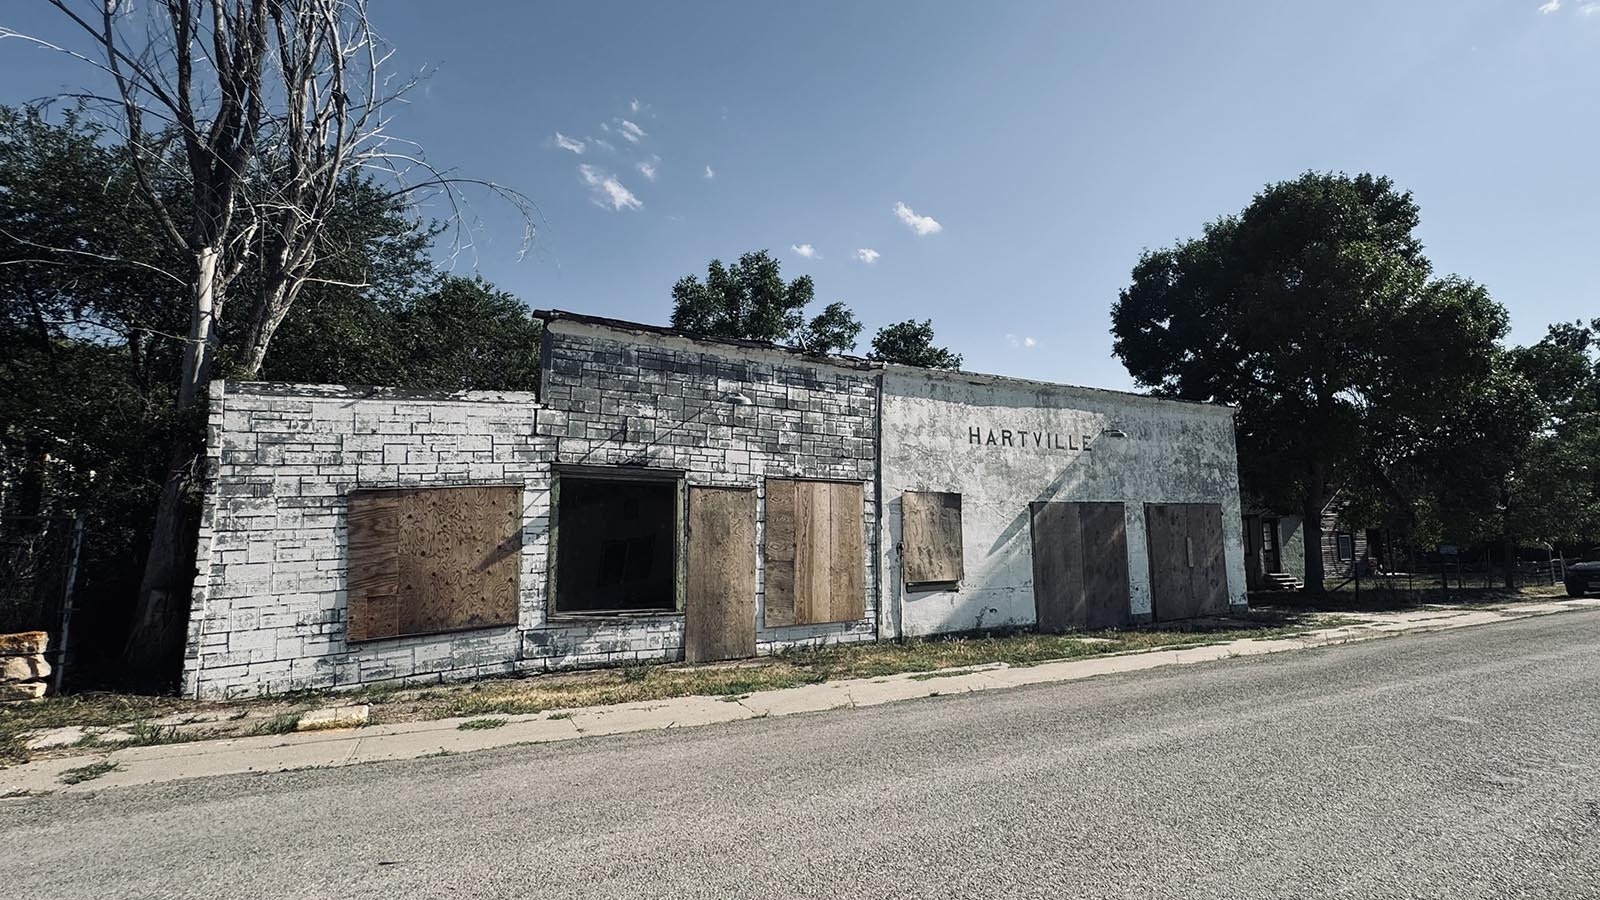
1566, 549, 1600, 597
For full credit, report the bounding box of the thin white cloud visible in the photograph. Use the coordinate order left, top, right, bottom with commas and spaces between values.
637, 156, 659, 181
854, 248, 880, 264
1024, 336, 1037, 348
553, 132, 585, 154
894, 201, 943, 236
577, 164, 642, 211
791, 243, 820, 259
1540, 0, 1562, 11
703, 165, 716, 179
617, 119, 647, 143
593, 138, 616, 152
1581, 2, 1600, 14
1006, 334, 1038, 349
629, 97, 643, 114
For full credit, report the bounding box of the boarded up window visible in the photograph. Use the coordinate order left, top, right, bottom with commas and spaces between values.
902, 491, 963, 586
346, 486, 521, 642
763, 479, 866, 626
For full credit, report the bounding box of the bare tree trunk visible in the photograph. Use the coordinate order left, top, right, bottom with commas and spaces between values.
123, 441, 201, 690
123, 250, 222, 689
177, 247, 221, 407
1301, 462, 1328, 594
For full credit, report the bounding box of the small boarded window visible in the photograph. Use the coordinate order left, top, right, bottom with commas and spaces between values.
346, 485, 521, 642
763, 479, 866, 627
901, 491, 963, 586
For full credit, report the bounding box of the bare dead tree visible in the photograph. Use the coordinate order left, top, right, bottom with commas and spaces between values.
4, 0, 533, 688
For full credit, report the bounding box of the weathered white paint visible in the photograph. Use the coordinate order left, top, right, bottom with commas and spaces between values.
878, 367, 1248, 638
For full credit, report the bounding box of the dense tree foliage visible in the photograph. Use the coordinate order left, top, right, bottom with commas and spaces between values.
670, 250, 862, 354
868, 320, 964, 369
0, 108, 540, 685
668, 250, 960, 367
1111, 172, 1518, 590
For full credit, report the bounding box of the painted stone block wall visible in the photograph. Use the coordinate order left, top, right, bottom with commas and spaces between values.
878, 368, 1248, 638
533, 319, 880, 659
184, 320, 881, 699
182, 383, 550, 699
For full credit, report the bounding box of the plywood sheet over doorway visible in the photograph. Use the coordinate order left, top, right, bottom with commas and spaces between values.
683, 486, 757, 663
1030, 501, 1130, 632
1145, 502, 1228, 621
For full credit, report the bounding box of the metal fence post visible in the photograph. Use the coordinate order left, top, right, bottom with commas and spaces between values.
53, 513, 85, 695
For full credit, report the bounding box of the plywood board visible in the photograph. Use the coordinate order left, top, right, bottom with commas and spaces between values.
1079, 502, 1130, 630
1187, 503, 1229, 616
684, 486, 757, 662
902, 491, 964, 586
1030, 501, 1083, 634
762, 479, 797, 627
349, 486, 520, 643
1145, 503, 1189, 621
828, 481, 866, 623
346, 492, 400, 642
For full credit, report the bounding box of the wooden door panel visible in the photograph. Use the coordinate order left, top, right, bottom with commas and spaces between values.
1188, 503, 1229, 616
1031, 501, 1083, 633
684, 487, 757, 663
1079, 502, 1130, 630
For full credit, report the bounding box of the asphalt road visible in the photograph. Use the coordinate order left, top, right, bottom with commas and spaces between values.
5, 612, 1600, 899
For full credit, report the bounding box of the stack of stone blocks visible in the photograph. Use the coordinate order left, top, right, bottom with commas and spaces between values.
182, 316, 880, 700
0, 631, 50, 702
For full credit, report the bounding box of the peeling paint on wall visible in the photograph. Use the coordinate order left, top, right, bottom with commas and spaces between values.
878, 368, 1248, 639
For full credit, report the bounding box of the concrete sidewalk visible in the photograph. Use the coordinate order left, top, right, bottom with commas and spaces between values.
4, 597, 1595, 797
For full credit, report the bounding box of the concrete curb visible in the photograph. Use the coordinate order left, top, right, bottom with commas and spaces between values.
4, 598, 1595, 797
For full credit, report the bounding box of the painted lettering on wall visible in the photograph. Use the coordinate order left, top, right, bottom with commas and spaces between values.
968, 426, 1093, 452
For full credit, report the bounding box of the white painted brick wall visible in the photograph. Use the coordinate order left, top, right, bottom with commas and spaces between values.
183, 321, 883, 699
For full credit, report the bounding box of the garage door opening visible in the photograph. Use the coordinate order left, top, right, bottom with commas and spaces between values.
554, 473, 679, 615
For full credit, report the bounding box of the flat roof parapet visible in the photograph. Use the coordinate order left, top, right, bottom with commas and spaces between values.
219, 381, 543, 405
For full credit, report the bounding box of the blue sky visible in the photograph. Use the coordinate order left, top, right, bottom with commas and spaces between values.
3, 1, 1597, 389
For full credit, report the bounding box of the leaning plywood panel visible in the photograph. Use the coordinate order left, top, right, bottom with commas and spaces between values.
828, 481, 867, 623
762, 479, 797, 627
902, 491, 964, 586
346, 492, 401, 642
685, 486, 757, 662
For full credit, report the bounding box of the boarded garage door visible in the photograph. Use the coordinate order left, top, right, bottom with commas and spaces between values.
1030, 501, 1130, 632
1145, 502, 1228, 621
683, 486, 757, 663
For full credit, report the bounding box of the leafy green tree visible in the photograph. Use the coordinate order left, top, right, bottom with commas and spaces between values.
869, 320, 963, 369
1, 108, 540, 685
1111, 172, 1511, 592
669, 250, 861, 354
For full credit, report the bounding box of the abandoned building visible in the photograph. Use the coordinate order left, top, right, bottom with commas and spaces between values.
183, 311, 1247, 699
1243, 492, 1389, 592
879, 368, 1246, 639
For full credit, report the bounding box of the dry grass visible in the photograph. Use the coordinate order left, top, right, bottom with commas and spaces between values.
361, 611, 1329, 725
0, 599, 1487, 767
